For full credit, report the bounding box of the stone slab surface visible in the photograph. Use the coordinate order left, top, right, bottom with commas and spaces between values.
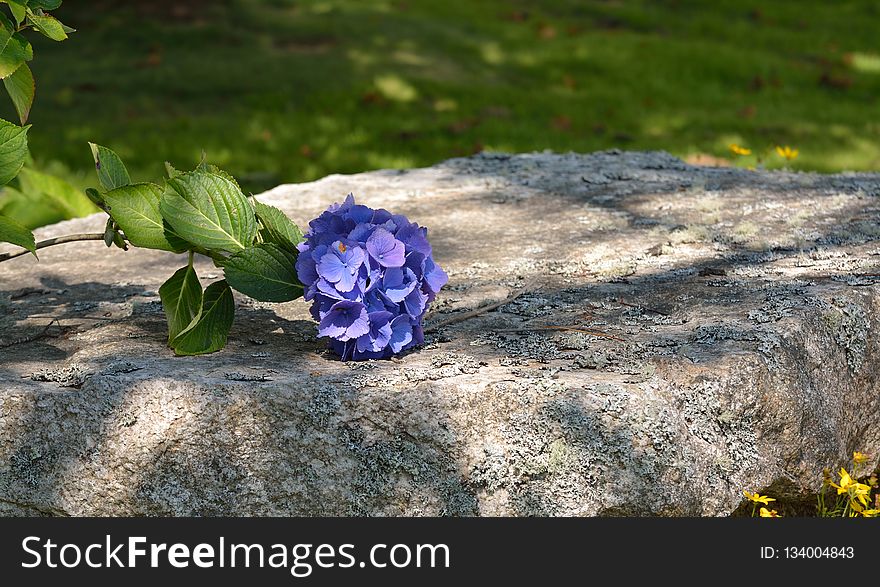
1, 150, 879, 516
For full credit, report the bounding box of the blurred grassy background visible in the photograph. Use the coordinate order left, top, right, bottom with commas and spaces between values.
3, 0, 880, 227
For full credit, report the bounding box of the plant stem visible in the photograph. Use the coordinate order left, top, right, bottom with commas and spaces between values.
0, 233, 107, 263
424, 277, 539, 333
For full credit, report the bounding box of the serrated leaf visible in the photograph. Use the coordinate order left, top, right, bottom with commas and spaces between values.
159, 264, 202, 344
104, 182, 183, 252
17, 166, 96, 216
89, 142, 131, 191
170, 279, 234, 355
223, 243, 303, 302
27, 10, 67, 41
4, 2, 27, 25
0, 12, 32, 78
0, 117, 28, 185
0, 11, 14, 56
0, 212, 34, 254
0, 31, 32, 79
3, 61, 33, 124
164, 161, 181, 179
253, 199, 303, 251
197, 162, 241, 192
160, 170, 257, 253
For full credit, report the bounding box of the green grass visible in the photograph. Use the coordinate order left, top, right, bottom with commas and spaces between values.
5, 0, 880, 227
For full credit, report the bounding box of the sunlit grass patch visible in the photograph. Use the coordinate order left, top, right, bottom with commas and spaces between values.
3, 0, 880, 228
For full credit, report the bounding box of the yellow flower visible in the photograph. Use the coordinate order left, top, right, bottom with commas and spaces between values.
832, 468, 872, 511
853, 451, 869, 465
831, 468, 855, 494
759, 507, 781, 517
743, 490, 776, 505
862, 509, 880, 517
776, 145, 799, 160
729, 144, 752, 156
852, 484, 871, 506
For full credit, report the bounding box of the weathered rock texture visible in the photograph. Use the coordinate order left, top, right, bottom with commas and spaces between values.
2, 151, 879, 516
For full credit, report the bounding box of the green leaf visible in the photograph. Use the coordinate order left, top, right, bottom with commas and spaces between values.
3, 61, 33, 124
160, 170, 257, 253
102, 217, 127, 250
0, 184, 64, 228
0, 29, 33, 79
88, 142, 131, 191
0, 12, 10, 45
85, 186, 104, 208
0, 212, 34, 254
223, 243, 303, 302
0, 117, 28, 185
164, 161, 181, 179
28, 1, 63, 10
17, 166, 96, 217
170, 279, 235, 355
27, 10, 68, 41
104, 182, 183, 252
163, 219, 191, 252
159, 263, 203, 344
253, 199, 303, 251
0, 12, 33, 67
103, 217, 114, 247
196, 162, 242, 191
3, 2, 27, 26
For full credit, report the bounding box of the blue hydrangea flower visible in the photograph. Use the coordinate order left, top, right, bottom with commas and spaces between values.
297, 194, 448, 360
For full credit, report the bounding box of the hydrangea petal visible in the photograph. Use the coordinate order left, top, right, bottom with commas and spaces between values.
412, 322, 425, 346
348, 204, 374, 224
389, 315, 414, 353
366, 227, 405, 267
318, 300, 369, 341
382, 267, 418, 303
318, 241, 365, 293
348, 222, 376, 243
423, 257, 449, 293
404, 286, 428, 317
372, 208, 393, 225
356, 310, 393, 353
396, 223, 432, 256
318, 252, 346, 283
295, 252, 319, 286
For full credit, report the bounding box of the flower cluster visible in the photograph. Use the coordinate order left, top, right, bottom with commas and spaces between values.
829, 466, 874, 514
746, 451, 879, 518
296, 194, 448, 360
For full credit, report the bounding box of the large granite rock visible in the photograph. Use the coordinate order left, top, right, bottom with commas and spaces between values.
1, 151, 879, 516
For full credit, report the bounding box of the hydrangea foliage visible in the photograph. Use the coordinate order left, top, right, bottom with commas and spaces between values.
296, 194, 448, 360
